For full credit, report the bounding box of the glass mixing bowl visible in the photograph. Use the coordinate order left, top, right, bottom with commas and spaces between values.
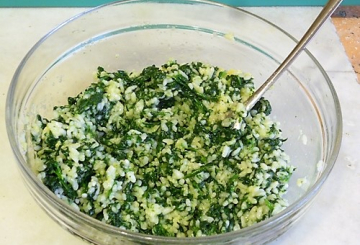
6, 0, 342, 244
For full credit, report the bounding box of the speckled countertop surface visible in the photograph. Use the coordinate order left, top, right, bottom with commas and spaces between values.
332, 6, 360, 82
1, 7, 360, 245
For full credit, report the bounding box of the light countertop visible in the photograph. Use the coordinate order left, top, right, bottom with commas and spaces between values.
1, 7, 359, 245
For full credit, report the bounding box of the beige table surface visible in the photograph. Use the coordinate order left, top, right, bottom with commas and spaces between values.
332, 6, 360, 83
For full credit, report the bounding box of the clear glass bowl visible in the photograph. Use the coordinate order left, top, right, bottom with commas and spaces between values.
6, 0, 342, 244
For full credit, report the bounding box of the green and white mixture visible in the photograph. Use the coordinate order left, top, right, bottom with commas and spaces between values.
30, 61, 294, 237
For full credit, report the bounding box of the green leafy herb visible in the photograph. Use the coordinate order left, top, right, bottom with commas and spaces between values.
30, 60, 294, 237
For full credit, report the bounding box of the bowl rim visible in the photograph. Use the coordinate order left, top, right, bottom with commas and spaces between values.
6, 0, 343, 243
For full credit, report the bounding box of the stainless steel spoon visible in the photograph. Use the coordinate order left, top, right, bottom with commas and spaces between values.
244, 0, 343, 112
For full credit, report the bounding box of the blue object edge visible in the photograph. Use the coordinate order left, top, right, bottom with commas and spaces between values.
1, 0, 359, 7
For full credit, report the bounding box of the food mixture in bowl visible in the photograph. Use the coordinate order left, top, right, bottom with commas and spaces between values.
29, 60, 295, 237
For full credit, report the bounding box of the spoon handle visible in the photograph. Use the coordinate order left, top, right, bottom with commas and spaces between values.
244, 0, 343, 112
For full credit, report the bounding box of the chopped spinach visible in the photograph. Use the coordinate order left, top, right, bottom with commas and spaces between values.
30, 60, 294, 237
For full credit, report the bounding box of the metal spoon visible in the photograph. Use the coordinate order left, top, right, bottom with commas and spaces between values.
244, 0, 343, 112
